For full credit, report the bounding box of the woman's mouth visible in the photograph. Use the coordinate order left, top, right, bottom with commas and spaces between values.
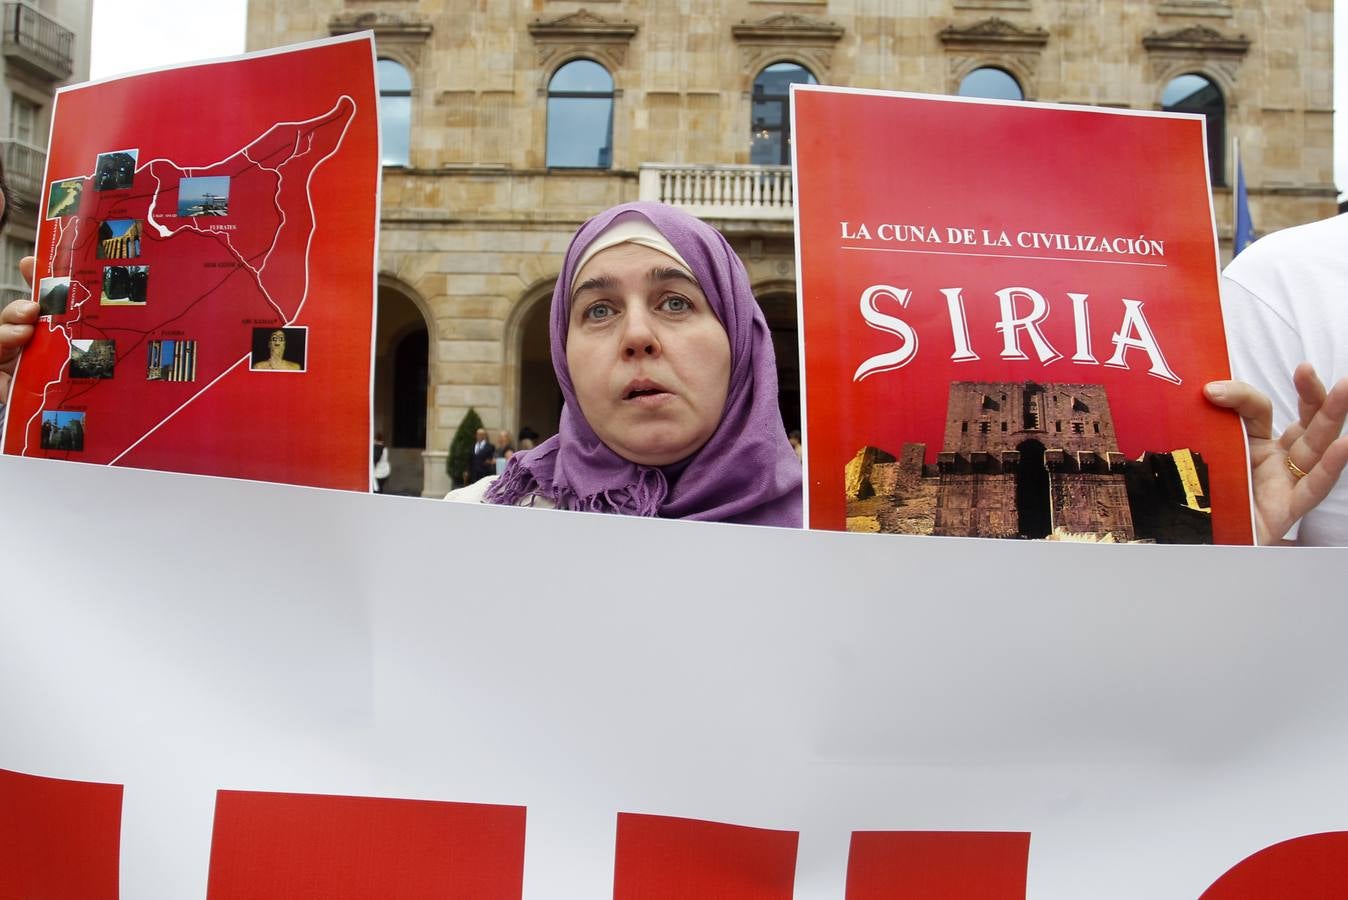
623, 380, 672, 401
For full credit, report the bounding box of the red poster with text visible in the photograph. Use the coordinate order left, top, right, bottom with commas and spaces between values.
1, 35, 379, 491
792, 85, 1253, 545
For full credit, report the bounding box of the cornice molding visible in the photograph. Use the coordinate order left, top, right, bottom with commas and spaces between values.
1142, 24, 1250, 55
731, 13, 844, 44
528, 8, 639, 69
1157, 0, 1233, 18
939, 17, 1049, 49
328, 11, 433, 40
528, 9, 638, 42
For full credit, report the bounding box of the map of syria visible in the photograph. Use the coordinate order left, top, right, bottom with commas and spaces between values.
2, 36, 379, 491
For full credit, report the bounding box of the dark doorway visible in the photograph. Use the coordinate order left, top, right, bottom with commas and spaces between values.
518, 296, 563, 440
757, 292, 800, 433
1015, 439, 1051, 538
374, 285, 430, 495
393, 330, 427, 448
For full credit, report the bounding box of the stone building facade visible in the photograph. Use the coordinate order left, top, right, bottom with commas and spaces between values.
2, 0, 93, 303
242, 0, 1336, 496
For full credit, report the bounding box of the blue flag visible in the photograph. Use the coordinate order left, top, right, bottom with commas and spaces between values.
1233, 151, 1255, 255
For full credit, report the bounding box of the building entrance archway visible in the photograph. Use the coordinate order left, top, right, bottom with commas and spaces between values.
507, 283, 564, 445
1015, 439, 1051, 538
374, 281, 431, 495
756, 291, 800, 433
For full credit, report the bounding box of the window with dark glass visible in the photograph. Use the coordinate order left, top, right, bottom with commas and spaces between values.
751, 62, 817, 165
957, 67, 1024, 101
546, 60, 614, 168
378, 59, 412, 167
1162, 73, 1225, 185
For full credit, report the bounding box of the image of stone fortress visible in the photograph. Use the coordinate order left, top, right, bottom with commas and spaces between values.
846, 381, 1213, 543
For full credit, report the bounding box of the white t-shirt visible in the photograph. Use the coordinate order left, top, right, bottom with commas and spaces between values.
1220, 213, 1348, 545
444, 475, 556, 509
445, 476, 497, 503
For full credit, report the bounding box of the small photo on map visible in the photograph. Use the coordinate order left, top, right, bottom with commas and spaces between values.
250, 326, 306, 372
101, 265, 148, 305
147, 339, 197, 382
69, 339, 116, 379
46, 177, 84, 219
93, 149, 137, 191
96, 219, 143, 260
177, 176, 230, 217
38, 277, 70, 316
40, 411, 86, 452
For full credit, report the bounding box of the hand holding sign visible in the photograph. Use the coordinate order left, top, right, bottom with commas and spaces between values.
0, 257, 37, 408
1205, 364, 1348, 544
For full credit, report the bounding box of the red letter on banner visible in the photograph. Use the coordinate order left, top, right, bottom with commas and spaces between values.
205, 790, 526, 900
845, 830, 1030, 899
613, 812, 799, 900
1200, 832, 1348, 899
0, 767, 123, 900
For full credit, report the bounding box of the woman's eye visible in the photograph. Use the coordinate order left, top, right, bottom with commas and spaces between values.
660, 295, 691, 313
584, 302, 615, 321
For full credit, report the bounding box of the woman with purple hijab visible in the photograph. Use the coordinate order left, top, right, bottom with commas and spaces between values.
449, 201, 803, 527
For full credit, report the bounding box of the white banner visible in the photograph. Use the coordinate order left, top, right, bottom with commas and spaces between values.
1, 454, 1345, 898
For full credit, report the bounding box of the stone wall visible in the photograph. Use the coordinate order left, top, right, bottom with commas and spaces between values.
934, 472, 1020, 537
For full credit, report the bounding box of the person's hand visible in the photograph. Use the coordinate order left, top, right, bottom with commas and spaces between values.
1205, 363, 1348, 545
0, 256, 38, 404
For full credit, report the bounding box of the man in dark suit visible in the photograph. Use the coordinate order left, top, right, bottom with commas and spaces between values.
468, 428, 496, 483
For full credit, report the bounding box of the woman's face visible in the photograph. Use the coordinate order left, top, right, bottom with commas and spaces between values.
566, 242, 731, 466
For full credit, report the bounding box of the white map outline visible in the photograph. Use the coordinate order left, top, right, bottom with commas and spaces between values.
20, 96, 358, 466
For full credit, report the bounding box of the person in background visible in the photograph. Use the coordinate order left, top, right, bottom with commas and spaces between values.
467, 427, 495, 484
372, 431, 391, 493
494, 429, 515, 476
1215, 212, 1348, 545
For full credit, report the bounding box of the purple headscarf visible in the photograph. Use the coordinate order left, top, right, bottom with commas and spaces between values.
485, 202, 803, 527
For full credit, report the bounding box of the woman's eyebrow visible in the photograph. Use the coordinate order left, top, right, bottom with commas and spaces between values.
572, 274, 620, 297
647, 266, 699, 288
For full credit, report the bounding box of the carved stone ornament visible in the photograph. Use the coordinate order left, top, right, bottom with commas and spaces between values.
528, 8, 638, 69
731, 12, 843, 76
327, 11, 433, 41
1142, 24, 1250, 56
731, 12, 845, 44
938, 17, 1050, 49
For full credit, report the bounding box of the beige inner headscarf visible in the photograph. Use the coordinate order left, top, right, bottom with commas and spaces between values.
570, 212, 694, 292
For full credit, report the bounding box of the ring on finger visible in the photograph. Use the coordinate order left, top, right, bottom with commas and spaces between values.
1286, 456, 1310, 480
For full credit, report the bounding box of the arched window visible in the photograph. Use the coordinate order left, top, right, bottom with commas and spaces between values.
378, 59, 412, 167
751, 62, 817, 165
1163, 73, 1225, 185
958, 67, 1024, 101
546, 60, 614, 168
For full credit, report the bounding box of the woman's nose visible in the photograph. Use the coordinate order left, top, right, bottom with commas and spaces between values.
621, 306, 660, 358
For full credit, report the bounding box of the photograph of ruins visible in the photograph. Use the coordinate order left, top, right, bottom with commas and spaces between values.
845, 381, 1213, 543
